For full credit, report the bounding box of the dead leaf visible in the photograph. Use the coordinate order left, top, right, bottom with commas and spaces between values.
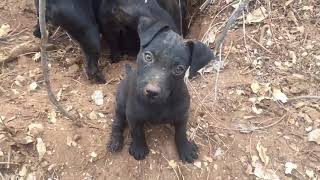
288, 51, 297, 64
284, 0, 294, 7
251, 82, 260, 94
88, 111, 98, 120
168, 160, 177, 169
252, 105, 263, 114
254, 162, 280, 180
26, 172, 36, 180
285, 162, 297, 174
48, 111, 57, 124
28, 123, 44, 137
287, 10, 298, 25
246, 7, 268, 24
308, 129, 320, 144
0, 24, 10, 37
272, 88, 288, 103
36, 138, 46, 160
56, 89, 63, 102
256, 141, 269, 166
32, 52, 41, 62
19, 164, 28, 177
194, 161, 202, 168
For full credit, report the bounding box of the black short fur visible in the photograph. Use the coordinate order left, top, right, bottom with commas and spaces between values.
108, 27, 213, 162
33, 0, 189, 84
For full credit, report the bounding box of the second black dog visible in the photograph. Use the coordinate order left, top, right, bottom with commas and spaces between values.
108, 29, 214, 163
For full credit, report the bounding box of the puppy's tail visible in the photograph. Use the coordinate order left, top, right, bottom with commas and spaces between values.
125, 64, 133, 75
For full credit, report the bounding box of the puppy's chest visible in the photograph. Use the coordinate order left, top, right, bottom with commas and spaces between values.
141, 106, 185, 124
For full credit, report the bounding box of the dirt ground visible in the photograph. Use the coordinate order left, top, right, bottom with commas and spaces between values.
0, 0, 320, 179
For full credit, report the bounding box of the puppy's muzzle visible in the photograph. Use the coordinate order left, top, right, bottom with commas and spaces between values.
143, 83, 161, 99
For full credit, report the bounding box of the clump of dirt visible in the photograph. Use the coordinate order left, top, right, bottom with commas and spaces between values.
1, 0, 320, 179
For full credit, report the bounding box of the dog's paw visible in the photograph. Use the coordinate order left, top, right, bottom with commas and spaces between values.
108, 138, 123, 152
86, 70, 106, 84
177, 141, 198, 163
129, 143, 149, 160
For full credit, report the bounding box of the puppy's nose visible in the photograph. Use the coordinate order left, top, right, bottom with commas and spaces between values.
144, 83, 161, 98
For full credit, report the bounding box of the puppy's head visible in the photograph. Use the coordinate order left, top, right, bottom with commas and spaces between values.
135, 17, 214, 104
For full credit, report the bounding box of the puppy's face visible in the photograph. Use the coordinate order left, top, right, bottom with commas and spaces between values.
136, 29, 213, 104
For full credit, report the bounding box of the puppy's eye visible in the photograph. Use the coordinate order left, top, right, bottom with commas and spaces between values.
174, 65, 185, 75
143, 51, 154, 63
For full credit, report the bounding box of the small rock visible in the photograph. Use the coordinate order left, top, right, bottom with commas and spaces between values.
0, 150, 3, 157
301, 52, 308, 57
73, 134, 81, 142
88, 111, 98, 120
285, 162, 297, 174
91, 90, 104, 106
214, 147, 225, 157
308, 129, 320, 144
28, 82, 39, 92
68, 64, 80, 74
305, 169, 314, 178
28, 123, 44, 137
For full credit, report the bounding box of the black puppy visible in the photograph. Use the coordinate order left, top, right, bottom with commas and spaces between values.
108, 24, 214, 163
33, 0, 188, 84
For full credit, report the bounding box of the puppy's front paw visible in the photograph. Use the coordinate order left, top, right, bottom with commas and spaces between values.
177, 141, 198, 163
129, 143, 149, 160
86, 69, 106, 84
108, 137, 123, 152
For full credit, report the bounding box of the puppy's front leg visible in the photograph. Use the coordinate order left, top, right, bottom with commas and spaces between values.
174, 121, 198, 163
129, 121, 149, 160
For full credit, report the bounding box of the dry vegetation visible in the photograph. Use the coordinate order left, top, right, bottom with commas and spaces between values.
0, 0, 320, 179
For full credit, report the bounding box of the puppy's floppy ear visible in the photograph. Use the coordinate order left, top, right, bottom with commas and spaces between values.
138, 16, 169, 47
186, 40, 214, 77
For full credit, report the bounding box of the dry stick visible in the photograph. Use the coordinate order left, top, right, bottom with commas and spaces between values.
213, 0, 250, 56
288, 96, 320, 102
161, 154, 180, 180
6, 147, 11, 169
200, 0, 214, 12
38, 0, 80, 126
0, 171, 5, 180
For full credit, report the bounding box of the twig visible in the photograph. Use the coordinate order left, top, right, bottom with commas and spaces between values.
0, 171, 5, 180
6, 146, 11, 169
38, 0, 81, 126
0, 162, 19, 165
287, 96, 320, 102
213, 43, 223, 101
161, 154, 180, 180
245, 34, 274, 54
200, 0, 214, 12
213, 0, 250, 55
